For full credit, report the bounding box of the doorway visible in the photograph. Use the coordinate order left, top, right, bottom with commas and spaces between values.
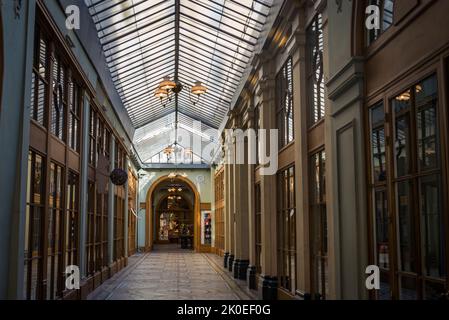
145, 175, 201, 251
156, 193, 194, 249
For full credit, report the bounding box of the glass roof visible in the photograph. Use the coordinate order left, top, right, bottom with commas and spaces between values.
133, 111, 220, 164
85, 0, 274, 164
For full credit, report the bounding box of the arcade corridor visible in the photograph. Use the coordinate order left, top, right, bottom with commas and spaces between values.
0, 0, 449, 302
89, 245, 251, 300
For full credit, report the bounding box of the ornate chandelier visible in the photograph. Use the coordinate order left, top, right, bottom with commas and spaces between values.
154, 76, 207, 107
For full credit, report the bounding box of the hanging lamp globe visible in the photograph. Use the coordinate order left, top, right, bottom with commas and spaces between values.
191, 81, 207, 95
159, 76, 176, 91
163, 145, 175, 156
154, 87, 168, 99
110, 168, 128, 186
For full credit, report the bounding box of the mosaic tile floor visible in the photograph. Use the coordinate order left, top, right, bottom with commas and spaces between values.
89, 245, 246, 300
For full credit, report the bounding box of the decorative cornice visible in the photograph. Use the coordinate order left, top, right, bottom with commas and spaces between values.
327, 56, 364, 102
287, 27, 306, 58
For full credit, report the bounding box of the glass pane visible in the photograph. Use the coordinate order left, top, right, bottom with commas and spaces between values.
308, 14, 325, 124
382, 0, 394, 31
372, 128, 386, 182
370, 104, 386, 182
37, 80, 46, 125
375, 190, 390, 269
394, 90, 411, 113
416, 76, 438, 171
321, 152, 326, 201
30, 74, 35, 120
394, 115, 411, 177
39, 37, 47, 77
313, 154, 320, 203
397, 181, 417, 273
419, 175, 445, 279
371, 103, 385, 126
32, 207, 42, 258
400, 276, 418, 300
34, 154, 44, 204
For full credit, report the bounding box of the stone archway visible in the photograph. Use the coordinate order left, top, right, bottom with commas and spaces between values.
145, 175, 201, 252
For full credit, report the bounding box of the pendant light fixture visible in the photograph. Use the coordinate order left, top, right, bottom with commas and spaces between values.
155, 76, 207, 108
189, 81, 207, 105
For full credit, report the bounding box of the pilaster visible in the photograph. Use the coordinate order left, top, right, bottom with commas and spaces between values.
78, 93, 90, 278
108, 136, 115, 265
292, 19, 312, 296
1, 0, 37, 299
257, 62, 278, 299
124, 157, 129, 258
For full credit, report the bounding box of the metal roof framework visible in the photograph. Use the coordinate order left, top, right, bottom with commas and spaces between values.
85, 0, 274, 163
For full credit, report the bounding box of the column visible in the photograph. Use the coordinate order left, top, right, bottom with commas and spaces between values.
326, 0, 368, 299
108, 136, 116, 266
0, 0, 36, 299
78, 93, 91, 278
232, 127, 250, 280
224, 124, 235, 271
223, 134, 230, 267
291, 20, 312, 296
257, 60, 278, 300
124, 157, 129, 260
246, 106, 258, 289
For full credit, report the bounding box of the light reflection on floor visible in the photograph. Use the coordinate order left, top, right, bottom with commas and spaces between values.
89, 245, 241, 300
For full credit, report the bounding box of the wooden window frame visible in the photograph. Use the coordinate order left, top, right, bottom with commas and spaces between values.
255, 182, 262, 274
309, 149, 328, 300
128, 170, 137, 256
30, 26, 48, 127
214, 169, 225, 253
277, 166, 296, 294
86, 181, 96, 276
114, 142, 126, 261
366, 69, 449, 300
307, 13, 325, 126
24, 150, 46, 300
68, 81, 81, 152
46, 162, 64, 300
25, 12, 86, 299
65, 171, 79, 270
275, 57, 294, 148
50, 54, 67, 141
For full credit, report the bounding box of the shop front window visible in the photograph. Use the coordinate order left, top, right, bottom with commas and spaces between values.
277, 166, 296, 293
368, 74, 447, 300
310, 150, 328, 299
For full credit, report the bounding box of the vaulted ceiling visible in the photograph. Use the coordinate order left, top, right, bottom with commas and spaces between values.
84, 0, 275, 164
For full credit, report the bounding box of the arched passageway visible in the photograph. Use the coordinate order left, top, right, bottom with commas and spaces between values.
145, 175, 201, 252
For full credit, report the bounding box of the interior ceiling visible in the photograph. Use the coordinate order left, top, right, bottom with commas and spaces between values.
84, 0, 274, 163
